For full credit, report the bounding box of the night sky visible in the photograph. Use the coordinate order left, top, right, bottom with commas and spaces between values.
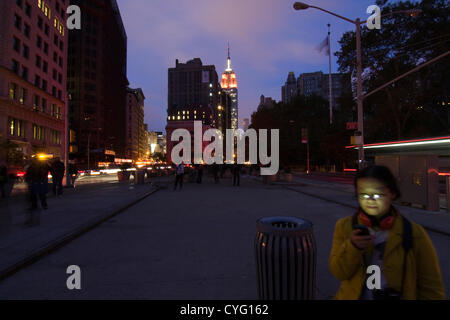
116, 0, 419, 133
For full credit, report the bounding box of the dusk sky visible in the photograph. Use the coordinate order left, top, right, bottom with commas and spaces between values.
116, 0, 416, 133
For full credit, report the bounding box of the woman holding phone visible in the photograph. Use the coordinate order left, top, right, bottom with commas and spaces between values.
329, 165, 445, 300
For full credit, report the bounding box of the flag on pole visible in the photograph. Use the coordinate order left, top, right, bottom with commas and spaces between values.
316, 36, 330, 56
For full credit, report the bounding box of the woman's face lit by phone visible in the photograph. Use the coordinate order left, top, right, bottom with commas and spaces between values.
356, 178, 396, 217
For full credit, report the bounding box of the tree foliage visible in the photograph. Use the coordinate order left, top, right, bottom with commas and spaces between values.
335, 0, 450, 141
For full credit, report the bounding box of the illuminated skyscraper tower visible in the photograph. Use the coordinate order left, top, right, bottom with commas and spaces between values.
220, 44, 238, 129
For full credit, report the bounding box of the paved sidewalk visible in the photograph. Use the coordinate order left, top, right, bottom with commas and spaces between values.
0, 178, 158, 279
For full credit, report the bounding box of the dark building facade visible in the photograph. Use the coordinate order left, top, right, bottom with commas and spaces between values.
280, 71, 350, 109
0, 0, 68, 161
67, 0, 128, 167
166, 58, 220, 163
281, 72, 296, 104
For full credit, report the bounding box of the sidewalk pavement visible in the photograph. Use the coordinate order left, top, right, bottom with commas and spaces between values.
265, 172, 450, 236
0, 178, 158, 280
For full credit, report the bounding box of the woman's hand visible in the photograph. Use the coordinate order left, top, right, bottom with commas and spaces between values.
350, 229, 375, 250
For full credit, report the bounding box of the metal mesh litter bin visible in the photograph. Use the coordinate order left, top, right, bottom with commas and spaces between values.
255, 216, 316, 300
134, 169, 146, 184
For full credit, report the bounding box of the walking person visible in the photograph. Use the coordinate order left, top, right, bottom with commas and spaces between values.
233, 163, 241, 187
25, 158, 50, 226
68, 163, 79, 187
196, 164, 203, 184
329, 165, 445, 300
0, 161, 8, 199
50, 157, 65, 196
174, 163, 184, 191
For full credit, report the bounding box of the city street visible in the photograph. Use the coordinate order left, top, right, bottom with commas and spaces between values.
0, 175, 449, 299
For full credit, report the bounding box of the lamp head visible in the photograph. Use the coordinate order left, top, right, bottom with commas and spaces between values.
408, 9, 421, 17
293, 2, 310, 10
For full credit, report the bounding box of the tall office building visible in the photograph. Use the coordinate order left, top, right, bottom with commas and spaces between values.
166, 58, 219, 163
0, 0, 68, 161
296, 71, 350, 109
220, 45, 238, 129
281, 72, 296, 104
126, 87, 145, 161
67, 0, 128, 167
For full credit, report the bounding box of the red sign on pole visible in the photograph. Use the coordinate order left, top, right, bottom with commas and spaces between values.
346, 122, 358, 130
301, 128, 308, 144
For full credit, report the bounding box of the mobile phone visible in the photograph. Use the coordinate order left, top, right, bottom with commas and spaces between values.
354, 224, 370, 236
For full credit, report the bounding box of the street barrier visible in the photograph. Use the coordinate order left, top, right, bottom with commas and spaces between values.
254, 216, 316, 300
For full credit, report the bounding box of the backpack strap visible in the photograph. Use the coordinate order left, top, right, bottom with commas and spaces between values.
400, 215, 413, 298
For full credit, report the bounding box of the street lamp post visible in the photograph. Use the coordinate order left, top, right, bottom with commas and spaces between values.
293, 2, 420, 169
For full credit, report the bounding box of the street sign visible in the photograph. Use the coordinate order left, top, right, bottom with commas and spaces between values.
346, 122, 358, 130
301, 128, 308, 144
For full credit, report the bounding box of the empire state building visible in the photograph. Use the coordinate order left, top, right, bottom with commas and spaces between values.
220, 45, 238, 129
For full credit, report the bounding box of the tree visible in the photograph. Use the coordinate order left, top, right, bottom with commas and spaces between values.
335, 0, 450, 141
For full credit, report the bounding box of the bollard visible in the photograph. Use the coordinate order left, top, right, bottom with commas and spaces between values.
255, 216, 316, 300
134, 169, 146, 184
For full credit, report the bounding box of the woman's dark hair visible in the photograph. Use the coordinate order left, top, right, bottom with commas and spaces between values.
354, 165, 401, 200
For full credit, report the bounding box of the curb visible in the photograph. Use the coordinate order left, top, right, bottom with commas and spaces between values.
284, 186, 450, 237
0, 187, 161, 282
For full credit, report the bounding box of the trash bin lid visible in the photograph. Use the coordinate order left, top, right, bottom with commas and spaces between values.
256, 216, 313, 236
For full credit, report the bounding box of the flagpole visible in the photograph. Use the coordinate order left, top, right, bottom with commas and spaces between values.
328, 23, 332, 124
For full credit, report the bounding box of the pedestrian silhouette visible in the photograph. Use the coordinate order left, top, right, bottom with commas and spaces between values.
233, 163, 241, 186
50, 157, 65, 196
174, 163, 184, 191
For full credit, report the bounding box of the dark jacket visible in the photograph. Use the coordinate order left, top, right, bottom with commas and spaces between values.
50, 160, 65, 178
26, 161, 50, 184
0, 165, 7, 183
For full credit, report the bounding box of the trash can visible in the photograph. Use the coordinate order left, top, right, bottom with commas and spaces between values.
134, 169, 146, 184
254, 216, 316, 300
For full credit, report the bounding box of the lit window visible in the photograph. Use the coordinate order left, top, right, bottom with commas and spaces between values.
177, 116, 180, 120
183, 111, 185, 114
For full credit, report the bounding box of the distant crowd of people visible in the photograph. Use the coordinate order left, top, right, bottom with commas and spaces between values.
173, 163, 243, 191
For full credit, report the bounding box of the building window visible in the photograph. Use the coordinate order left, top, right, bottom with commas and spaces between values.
9, 118, 25, 137
13, 37, 20, 52
42, 79, 47, 91
52, 86, 56, 97
16, 0, 23, 8
10, 83, 18, 100
36, 54, 41, 67
33, 94, 40, 110
14, 14, 22, 30
34, 74, 41, 87
52, 68, 57, 80
43, 60, 48, 73
11, 60, 19, 74
21, 66, 28, 81
20, 88, 27, 104
37, 35, 42, 48
42, 98, 47, 112
44, 42, 48, 54
50, 130, 61, 145
53, 51, 57, 62
22, 44, 29, 59
25, 3, 31, 16
44, 24, 49, 36
33, 124, 46, 141
24, 24, 30, 37
38, 16, 43, 29
59, 57, 63, 68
